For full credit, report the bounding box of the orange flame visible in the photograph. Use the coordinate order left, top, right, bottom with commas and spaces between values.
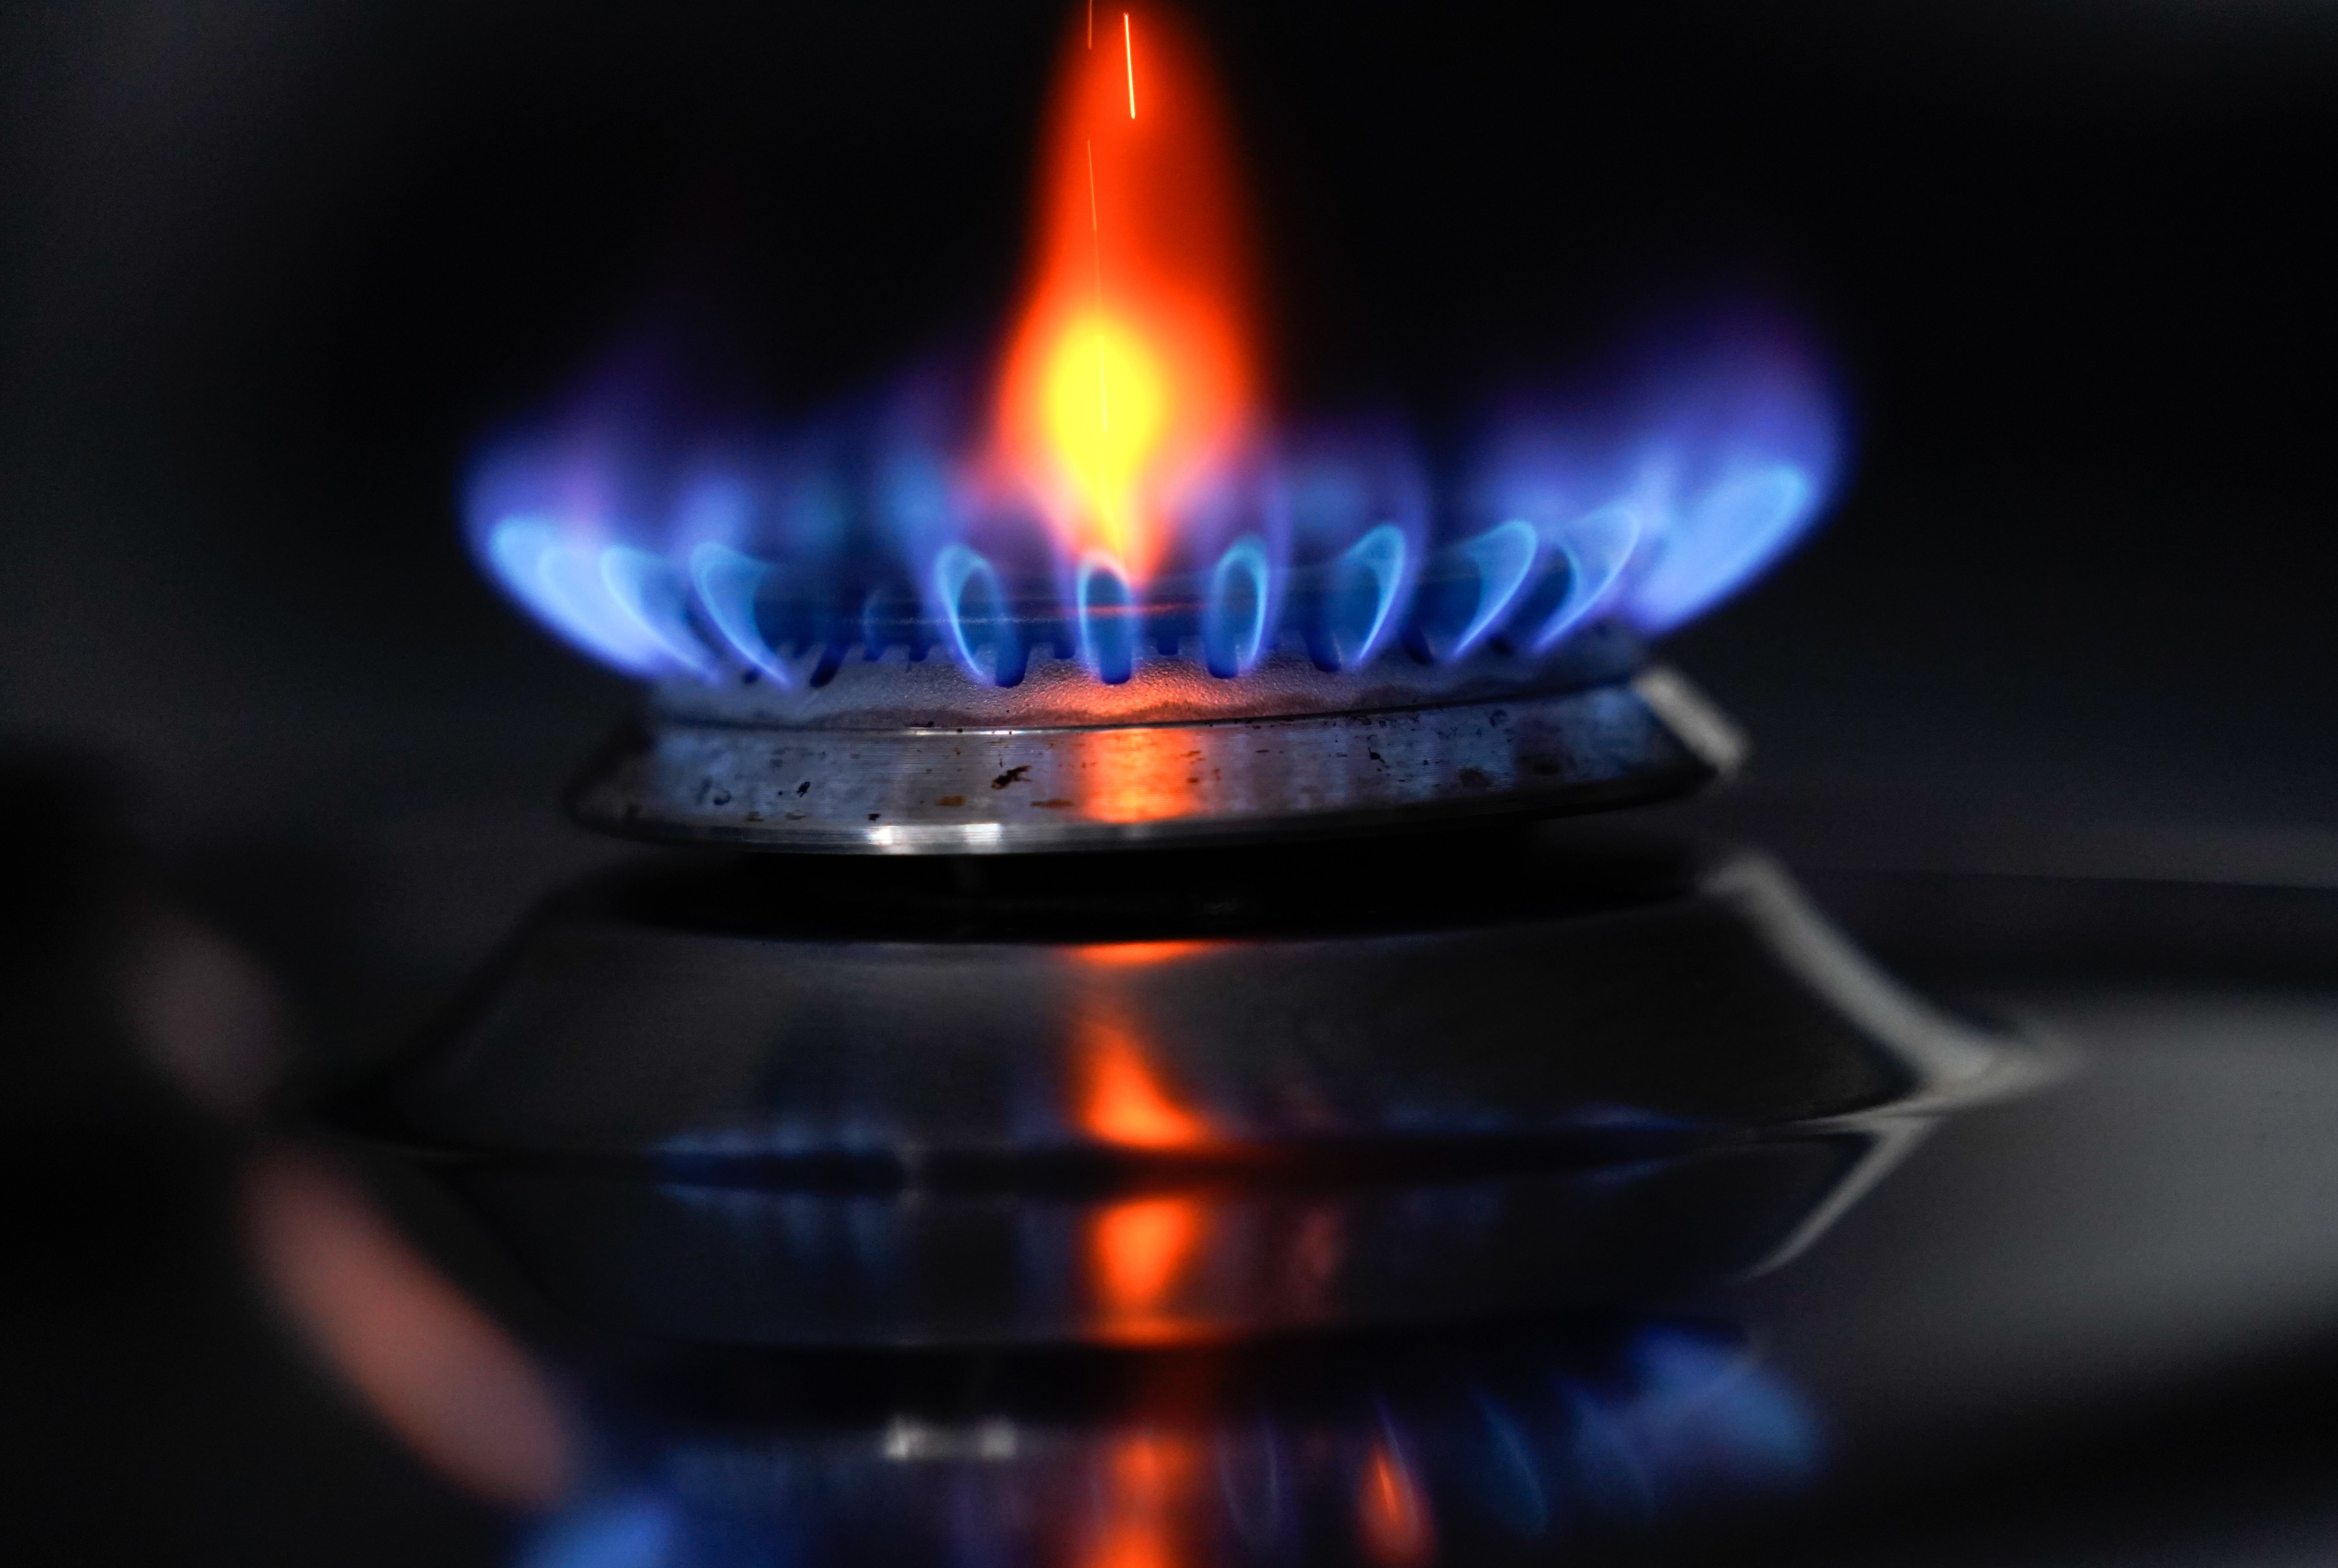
993, 6, 1260, 582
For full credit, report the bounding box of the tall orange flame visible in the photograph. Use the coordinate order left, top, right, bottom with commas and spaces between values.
993, 6, 1260, 582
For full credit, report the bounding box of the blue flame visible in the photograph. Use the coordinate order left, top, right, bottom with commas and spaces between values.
1202, 534, 1275, 676
488, 519, 675, 676
1312, 523, 1411, 671
1074, 551, 1140, 684
468, 309, 1842, 688
1412, 519, 1538, 662
1531, 503, 1642, 651
1627, 462, 1815, 632
688, 543, 792, 687
933, 542, 1024, 686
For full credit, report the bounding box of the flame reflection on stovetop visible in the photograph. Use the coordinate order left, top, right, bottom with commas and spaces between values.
515, 1322, 1815, 1568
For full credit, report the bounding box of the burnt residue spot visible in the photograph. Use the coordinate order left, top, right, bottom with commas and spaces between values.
991, 765, 1032, 790
1367, 747, 1386, 765
1458, 767, 1494, 790
936, 795, 966, 807
709, 790, 732, 807
868, 812, 882, 821
796, 781, 811, 796
1488, 709, 1510, 727
1033, 798, 1074, 809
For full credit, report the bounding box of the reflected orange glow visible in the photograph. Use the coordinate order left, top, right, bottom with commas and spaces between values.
1077, 1003, 1213, 1326
1083, 727, 1208, 823
1072, 938, 1217, 966
1094, 1194, 1204, 1317
241, 1146, 573, 1509
993, 5, 1260, 580
1084, 1432, 1198, 1568
1082, 1015, 1210, 1148
1357, 1438, 1436, 1567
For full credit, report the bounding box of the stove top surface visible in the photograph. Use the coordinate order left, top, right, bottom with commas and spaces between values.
17, 767, 2338, 1567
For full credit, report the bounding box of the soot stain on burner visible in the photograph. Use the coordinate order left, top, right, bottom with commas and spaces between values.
1033, 798, 1073, 809
991, 766, 1032, 790
1458, 768, 1495, 790
935, 795, 966, 808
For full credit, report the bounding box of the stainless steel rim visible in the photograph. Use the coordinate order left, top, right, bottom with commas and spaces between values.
568, 666, 1746, 853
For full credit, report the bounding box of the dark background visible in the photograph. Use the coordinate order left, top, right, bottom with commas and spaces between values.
4, 2, 2336, 1563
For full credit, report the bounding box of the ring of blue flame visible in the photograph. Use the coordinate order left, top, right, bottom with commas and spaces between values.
469, 317, 1842, 690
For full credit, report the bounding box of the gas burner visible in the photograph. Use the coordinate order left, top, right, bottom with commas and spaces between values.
472, 7, 1838, 860
340, 3, 2044, 1363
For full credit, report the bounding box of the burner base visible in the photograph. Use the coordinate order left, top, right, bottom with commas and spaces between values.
332, 839, 2043, 1346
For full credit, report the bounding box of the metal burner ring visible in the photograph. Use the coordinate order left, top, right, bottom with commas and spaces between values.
567, 666, 1744, 853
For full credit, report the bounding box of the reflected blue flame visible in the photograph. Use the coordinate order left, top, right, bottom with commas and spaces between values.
523, 1321, 1812, 1568
1607, 1327, 1819, 1495
1215, 1419, 1288, 1550
518, 1495, 674, 1568
468, 306, 1843, 687
1464, 1388, 1551, 1539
